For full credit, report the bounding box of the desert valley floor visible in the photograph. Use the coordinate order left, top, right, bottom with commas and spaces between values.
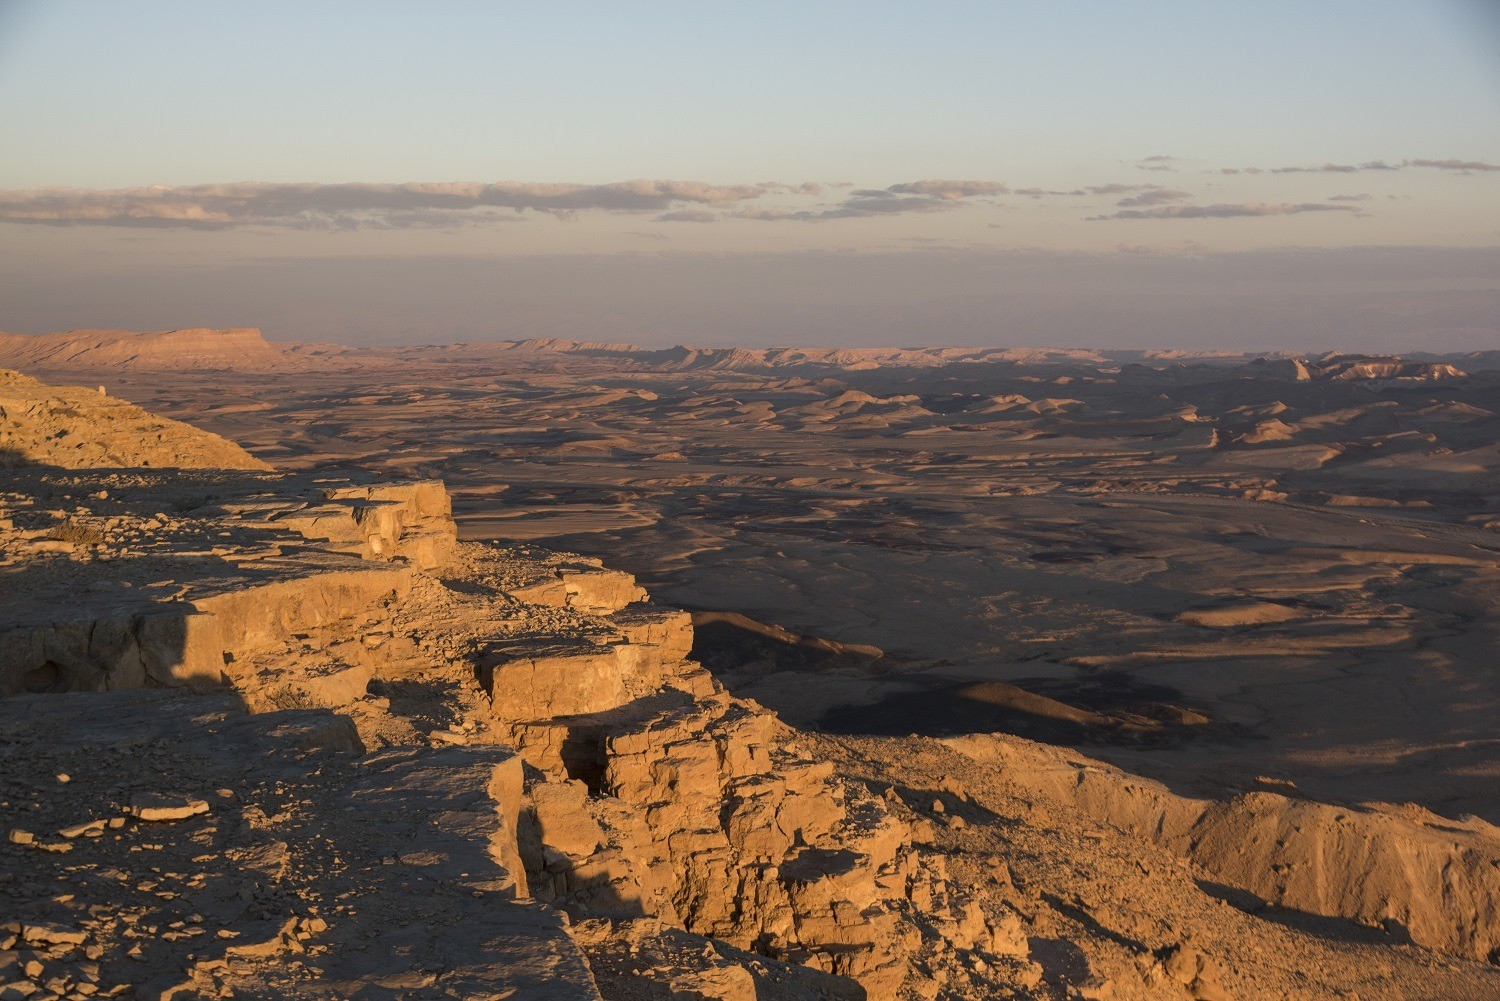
2, 328, 1498, 1000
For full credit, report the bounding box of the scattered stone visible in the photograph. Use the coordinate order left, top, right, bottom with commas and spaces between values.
127, 795, 209, 823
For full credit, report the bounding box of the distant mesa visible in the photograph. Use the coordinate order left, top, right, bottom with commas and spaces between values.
0, 327, 295, 372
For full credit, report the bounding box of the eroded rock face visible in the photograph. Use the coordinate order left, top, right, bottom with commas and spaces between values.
0, 376, 1020, 999
451, 562, 1015, 998
945, 733, 1500, 964
0, 468, 459, 703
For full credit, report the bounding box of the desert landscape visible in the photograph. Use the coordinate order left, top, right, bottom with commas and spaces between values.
2, 327, 1498, 1000
4, 4, 1499, 997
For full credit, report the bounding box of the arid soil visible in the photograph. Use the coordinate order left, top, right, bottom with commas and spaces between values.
3, 330, 1499, 999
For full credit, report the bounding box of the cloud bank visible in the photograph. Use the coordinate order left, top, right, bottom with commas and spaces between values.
0, 180, 773, 229
0, 156, 1486, 230
1091, 202, 1365, 221
1224, 158, 1499, 175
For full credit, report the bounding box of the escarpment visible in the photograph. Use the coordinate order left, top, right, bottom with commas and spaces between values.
0, 373, 1026, 1000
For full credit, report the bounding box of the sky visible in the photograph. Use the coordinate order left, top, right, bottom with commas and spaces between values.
1, 0, 1498, 350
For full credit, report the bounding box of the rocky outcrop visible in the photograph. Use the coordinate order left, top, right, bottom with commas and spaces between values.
0, 368, 270, 470
428, 562, 1018, 998
0, 467, 456, 703
1244, 354, 1467, 384
0, 372, 1026, 999
945, 732, 1500, 963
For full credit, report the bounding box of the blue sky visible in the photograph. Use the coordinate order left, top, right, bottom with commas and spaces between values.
2, 0, 1497, 186
0, 1, 1497, 348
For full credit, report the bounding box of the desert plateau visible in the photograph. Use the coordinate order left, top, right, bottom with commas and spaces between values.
1, 328, 1498, 1000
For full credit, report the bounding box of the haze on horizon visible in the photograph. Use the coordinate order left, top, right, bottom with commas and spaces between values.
1, 0, 1498, 351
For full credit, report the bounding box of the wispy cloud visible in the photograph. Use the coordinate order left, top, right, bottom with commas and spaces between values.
1407, 158, 1500, 172
0, 180, 774, 229
1134, 155, 1179, 173
1015, 183, 1167, 198
655, 209, 717, 223
884, 179, 1011, 199
1090, 202, 1365, 221
727, 180, 1013, 222
0, 176, 1027, 229
1221, 157, 1499, 175
732, 193, 956, 223
1269, 160, 1398, 174
1115, 188, 1193, 207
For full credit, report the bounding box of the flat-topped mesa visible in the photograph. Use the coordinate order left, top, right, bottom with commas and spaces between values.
0, 327, 294, 372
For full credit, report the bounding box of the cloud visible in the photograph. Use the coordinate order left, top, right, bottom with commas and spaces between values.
732, 181, 1008, 223
1135, 155, 1179, 173
655, 209, 717, 223
1115, 188, 1192, 207
731, 208, 818, 222
0, 176, 1021, 229
1016, 183, 1173, 199
1327, 193, 1372, 202
1406, 158, 1500, 172
1222, 158, 1498, 176
884, 179, 1011, 199
834, 193, 955, 216
0, 179, 773, 229
1090, 201, 1365, 221
732, 192, 956, 223
1269, 161, 1398, 174
758, 181, 826, 195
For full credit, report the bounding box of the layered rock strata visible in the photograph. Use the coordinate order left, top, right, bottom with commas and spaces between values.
0, 373, 1024, 999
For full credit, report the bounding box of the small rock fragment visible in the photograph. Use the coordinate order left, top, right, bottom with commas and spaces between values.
128, 794, 210, 823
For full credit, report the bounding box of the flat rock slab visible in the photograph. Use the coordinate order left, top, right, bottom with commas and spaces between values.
0, 691, 600, 1000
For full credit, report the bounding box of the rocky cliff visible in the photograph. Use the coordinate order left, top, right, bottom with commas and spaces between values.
0, 373, 1026, 1000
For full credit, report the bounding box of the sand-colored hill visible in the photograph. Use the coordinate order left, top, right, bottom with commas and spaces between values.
0, 368, 269, 469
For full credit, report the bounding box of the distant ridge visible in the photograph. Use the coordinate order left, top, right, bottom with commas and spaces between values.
0, 327, 294, 371
0, 328, 1492, 379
